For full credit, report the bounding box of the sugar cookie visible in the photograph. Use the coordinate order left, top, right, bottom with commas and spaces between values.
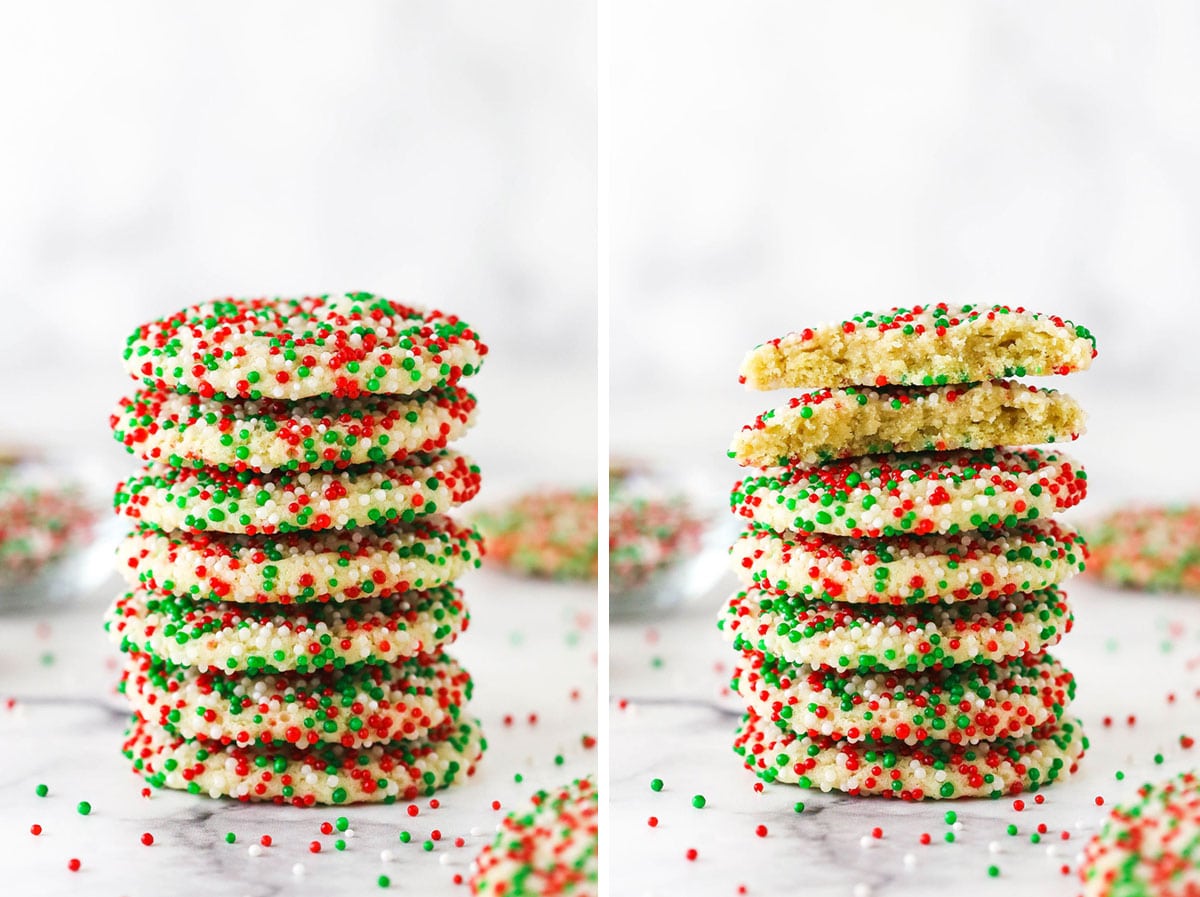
740, 303, 1096, 390
733, 709, 1086, 799
730, 380, 1084, 469
117, 516, 481, 604
730, 519, 1086, 604
731, 448, 1086, 538
105, 586, 467, 673
123, 294, 486, 400
719, 585, 1072, 672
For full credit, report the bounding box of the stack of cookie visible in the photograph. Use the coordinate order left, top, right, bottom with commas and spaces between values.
106, 294, 489, 805
721, 303, 1097, 799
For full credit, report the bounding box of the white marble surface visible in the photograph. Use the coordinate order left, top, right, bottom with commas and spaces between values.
0, 566, 597, 897
611, 572, 1200, 897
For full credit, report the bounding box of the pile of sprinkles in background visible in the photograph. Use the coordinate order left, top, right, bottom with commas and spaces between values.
0, 465, 95, 584
721, 303, 1097, 799
105, 293, 489, 805
1085, 505, 1200, 594
474, 489, 598, 581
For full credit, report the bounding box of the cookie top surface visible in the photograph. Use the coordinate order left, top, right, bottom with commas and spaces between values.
469, 777, 599, 897
118, 516, 482, 604
1086, 505, 1200, 594
734, 709, 1086, 799
473, 489, 599, 580
735, 651, 1074, 745
719, 585, 1073, 671
730, 380, 1085, 469
731, 519, 1086, 604
123, 294, 487, 401
739, 303, 1096, 390
1079, 770, 1200, 897
122, 651, 471, 748
106, 586, 468, 673
111, 384, 477, 473
124, 713, 485, 805
731, 448, 1087, 538
115, 450, 481, 535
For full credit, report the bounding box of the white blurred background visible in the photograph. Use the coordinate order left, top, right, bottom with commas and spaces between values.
0, 0, 596, 492
611, 1, 1200, 511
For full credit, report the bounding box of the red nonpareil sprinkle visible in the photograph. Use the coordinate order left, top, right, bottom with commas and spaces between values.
755, 824, 768, 837
407, 804, 420, 817
919, 833, 931, 845
686, 848, 698, 861
1095, 796, 1105, 806
320, 822, 333, 835
491, 801, 501, 811
141, 832, 154, 846
68, 859, 81, 871
309, 841, 322, 853
30, 824, 41, 836
648, 816, 658, 827
1013, 799, 1025, 812
872, 827, 883, 839
260, 835, 272, 847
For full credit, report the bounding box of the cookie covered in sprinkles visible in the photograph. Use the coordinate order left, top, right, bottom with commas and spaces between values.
115, 451, 481, 535
739, 303, 1096, 390
719, 585, 1073, 672
734, 709, 1086, 799
122, 294, 487, 401
470, 777, 598, 897
1079, 770, 1200, 897
105, 586, 468, 674
730, 519, 1086, 604
123, 712, 485, 805
729, 380, 1084, 469
111, 384, 477, 473
121, 650, 471, 748
117, 516, 482, 604
731, 447, 1087, 538
734, 651, 1074, 745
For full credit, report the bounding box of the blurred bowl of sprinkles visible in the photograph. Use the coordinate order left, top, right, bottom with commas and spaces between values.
1083, 504, 1200, 593
0, 448, 110, 613
473, 488, 599, 581
609, 461, 726, 619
